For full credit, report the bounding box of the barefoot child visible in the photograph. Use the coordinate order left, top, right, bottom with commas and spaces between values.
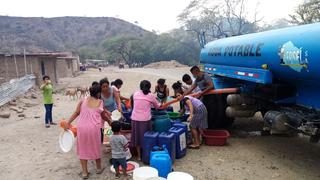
110, 121, 129, 179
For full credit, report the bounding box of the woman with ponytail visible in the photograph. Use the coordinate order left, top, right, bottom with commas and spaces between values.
130, 80, 160, 161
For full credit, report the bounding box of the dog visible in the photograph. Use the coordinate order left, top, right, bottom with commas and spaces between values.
66, 88, 78, 100
77, 86, 89, 98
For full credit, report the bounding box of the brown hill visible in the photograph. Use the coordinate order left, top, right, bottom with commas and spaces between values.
0, 16, 147, 53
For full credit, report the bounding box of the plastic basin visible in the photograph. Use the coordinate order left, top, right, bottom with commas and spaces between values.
168, 112, 180, 119
202, 130, 230, 146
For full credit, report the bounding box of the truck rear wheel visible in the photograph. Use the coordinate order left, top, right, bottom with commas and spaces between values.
203, 94, 234, 129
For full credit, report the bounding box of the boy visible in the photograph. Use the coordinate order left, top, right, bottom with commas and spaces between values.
182, 74, 201, 94
110, 121, 129, 179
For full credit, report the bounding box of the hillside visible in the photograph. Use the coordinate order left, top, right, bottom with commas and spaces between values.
0, 16, 147, 53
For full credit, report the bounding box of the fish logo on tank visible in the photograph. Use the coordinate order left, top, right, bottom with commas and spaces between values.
278, 41, 308, 72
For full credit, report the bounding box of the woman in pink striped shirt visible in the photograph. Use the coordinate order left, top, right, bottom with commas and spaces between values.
130, 80, 160, 161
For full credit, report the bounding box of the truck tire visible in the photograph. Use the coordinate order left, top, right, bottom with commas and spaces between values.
202, 94, 234, 129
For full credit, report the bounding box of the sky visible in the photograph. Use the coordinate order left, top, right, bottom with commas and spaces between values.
0, 0, 304, 33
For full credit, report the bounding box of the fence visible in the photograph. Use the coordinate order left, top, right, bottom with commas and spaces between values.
0, 74, 36, 106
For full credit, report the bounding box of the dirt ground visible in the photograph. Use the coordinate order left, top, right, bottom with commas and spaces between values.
0, 67, 320, 180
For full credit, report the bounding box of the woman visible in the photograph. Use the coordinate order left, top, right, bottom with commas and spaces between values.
154, 78, 169, 104
175, 88, 208, 149
111, 79, 129, 102
40, 75, 56, 128
131, 80, 160, 161
65, 84, 111, 179
100, 78, 122, 113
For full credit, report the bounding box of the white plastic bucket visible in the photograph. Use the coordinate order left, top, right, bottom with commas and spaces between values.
133, 167, 158, 180
111, 110, 122, 121
167, 172, 193, 180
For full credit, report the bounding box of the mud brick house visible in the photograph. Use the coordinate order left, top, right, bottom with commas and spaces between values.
0, 52, 80, 85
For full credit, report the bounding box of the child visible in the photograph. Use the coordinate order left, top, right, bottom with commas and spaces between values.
110, 121, 129, 179
40, 75, 56, 128
155, 78, 169, 104
175, 88, 208, 149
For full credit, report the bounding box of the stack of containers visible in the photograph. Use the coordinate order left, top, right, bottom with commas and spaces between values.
143, 111, 189, 165
142, 131, 159, 164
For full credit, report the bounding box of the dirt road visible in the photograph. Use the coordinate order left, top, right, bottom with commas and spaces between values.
0, 67, 320, 180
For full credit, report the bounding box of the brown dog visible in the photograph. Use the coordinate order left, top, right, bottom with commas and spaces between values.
66, 88, 78, 100
77, 86, 89, 98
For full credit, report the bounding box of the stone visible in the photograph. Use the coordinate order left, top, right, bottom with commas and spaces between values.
18, 114, 26, 117
0, 112, 11, 118
9, 107, 19, 112
9, 101, 17, 106
31, 93, 37, 99
17, 109, 24, 114
34, 116, 40, 119
24, 102, 38, 108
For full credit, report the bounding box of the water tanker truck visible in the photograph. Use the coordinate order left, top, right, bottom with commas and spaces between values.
200, 23, 320, 142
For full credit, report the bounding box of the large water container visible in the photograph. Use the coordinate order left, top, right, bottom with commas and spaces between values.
168, 127, 187, 159
173, 122, 188, 133
153, 117, 171, 133
158, 132, 176, 161
173, 122, 192, 145
150, 153, 172, 178
143, 131, 159, 164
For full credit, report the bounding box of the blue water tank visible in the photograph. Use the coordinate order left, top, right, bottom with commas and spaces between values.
158, 132, 176, 162
150, 153, 172, 178
168, 127, 187, 159
153, 117, 172, 133
142, 131, 159, 164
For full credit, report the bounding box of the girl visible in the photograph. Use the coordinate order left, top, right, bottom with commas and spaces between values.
154, 78, 169, 104
65, 84, 111, 179
175, 88, 208, 149
131, 80, 160, 160
111, 79, 129, 102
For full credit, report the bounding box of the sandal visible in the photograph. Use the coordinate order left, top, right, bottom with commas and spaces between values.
78, 172, 90, 179
96, 167, 105, 174
188, 145, 200, 149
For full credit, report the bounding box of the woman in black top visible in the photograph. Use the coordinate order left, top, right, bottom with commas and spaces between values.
154, 78, 169, 104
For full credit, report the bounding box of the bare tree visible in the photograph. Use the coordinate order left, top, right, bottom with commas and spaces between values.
289, 0, 320, 25
178, 0, 262, 47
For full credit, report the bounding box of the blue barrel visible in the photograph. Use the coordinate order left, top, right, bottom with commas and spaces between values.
168, 127, 187, 159
150, 153, 172, 178
153, 117, 171, 133
143, 131, 159, 164
158, 132, 176, 161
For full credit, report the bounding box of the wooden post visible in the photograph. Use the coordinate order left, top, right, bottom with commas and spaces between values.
4, 56, 8, 82
24, 48, 27, 75
13, 53, 19, 78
